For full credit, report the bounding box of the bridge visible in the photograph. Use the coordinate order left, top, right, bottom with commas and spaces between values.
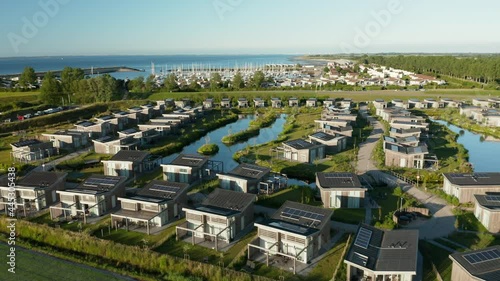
0, 66, 145, 79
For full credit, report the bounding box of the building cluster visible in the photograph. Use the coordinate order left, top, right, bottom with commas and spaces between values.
460, 98, 500, 127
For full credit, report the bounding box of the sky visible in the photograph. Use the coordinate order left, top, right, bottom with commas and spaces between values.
1, 0, 500, 57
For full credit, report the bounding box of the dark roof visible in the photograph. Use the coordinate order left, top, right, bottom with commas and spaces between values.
345, 224, 418, 272
443, 173, 500, 186
201, 188, 256, 212
253, 98, 263, 102
384, 136, 419, 144
307, 98, 317, 101
384, 143, 428, 155
168, 154, 209, 167
449, 246, 500, 281
283, 139, 316, 150
11, 139, 42, 148
221, 98, 231, 102
316, 172, 363, 189
392, 99, 403, 102
289, 97, 298, 100
238, 98, 247, 102
474, 194, 500, 210
18, 171, 66, 188
227, 163, 270, 179
309, 132, 336, 141
134, 180, 189, 201
271, 97, 281, 101
390, 128, 421, 134
69, 175, 125, 194
119, 128, 140, 135
374, 99, 385, 102
261, 201, 333, 236
109, 150, 150, 162
75, 121, 96, 127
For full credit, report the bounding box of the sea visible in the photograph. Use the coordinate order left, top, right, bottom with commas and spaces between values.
0, 54, 310, 80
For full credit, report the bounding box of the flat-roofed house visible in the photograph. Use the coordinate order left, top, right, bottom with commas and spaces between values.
473, 194, 500, 233
248, 201, 334, 273
111, 180, 189, 234
218, 163, 270, 194
389, 128, 422, 139
237, 98, 248, 108
177, 189, 256, 251
253, 98, 265, 107
316, 172, 366, 208
372, 99, 388, 113
306, 98, 317, 107
95, 115, 128, 133
391, 99, 408, 109
449, 245, 500, 281
203, 98, 214, 109
384, 142, 428, 169
378, 108, 411, 122
174, 99, 191, 109
323, 98, 336, 108
390, 115, 426, 124
0, 171, 67, 216
271, 97, 282, 108
117, 128, 160, 146
384, 136, 420, 147
127, 106, 152, 123
74, 120, 111, 138
344, 224, 419, 281
390, 120, 429, 131
289, 97, 299, 107
137, 122, 175, 136
92, 136, 139, 154
50, 175, 126, 222
102, 150, 159, 179
337, 98, 352, 109
472, 98, 490, 108
161, 154, 210, 185
316, 121, 354, 137
441, 98, 462, 108
423, 98, 443, 108
220, 98, 231, 108
165, 98, 175, 107
10, 139, 55, 162
308, 131, 347, 154
42, 130, 89, 150
488, 97, 500, 108
408, 99, 425, 109
281, 139, 326, 163
443, 173, 500, 204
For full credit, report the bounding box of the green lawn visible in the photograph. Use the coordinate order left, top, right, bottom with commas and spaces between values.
154, 236, 223, 265
453, 208, 488, 232
0, 243, 124, 281
331, 208, 366, 224
370, 186, 399, 220
223, 230, 257, 266
307, 234, 349, 281
435, 238, 467, 252
447, 232, 500, 250
420, 240, 453, 281
256, 186, 320, 209
29, 212, 110, 233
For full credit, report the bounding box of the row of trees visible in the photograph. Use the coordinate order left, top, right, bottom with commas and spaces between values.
361, 55, 500, 84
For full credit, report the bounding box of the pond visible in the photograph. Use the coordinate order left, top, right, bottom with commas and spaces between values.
161, 114, 311, 186
434, 120, 500, 172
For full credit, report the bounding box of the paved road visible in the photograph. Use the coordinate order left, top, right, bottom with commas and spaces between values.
31, 147, 92, 173
356, 106, 384, 175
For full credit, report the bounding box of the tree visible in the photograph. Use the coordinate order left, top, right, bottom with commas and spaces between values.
210, 72, 222, 91
19, 67, 36, 88
164, 73, 178, 91
232, 72, 244, 89
61, 67, 84, 94
323, 66, 330, 73
40, 71, 62, 105
189, 75, 200, 90
252, 70, 265, 89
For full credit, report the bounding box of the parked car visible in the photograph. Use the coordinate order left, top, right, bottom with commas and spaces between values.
23, 113, 32, 119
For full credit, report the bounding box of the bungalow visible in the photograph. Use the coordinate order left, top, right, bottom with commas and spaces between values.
408, 99, 425, 109
377, 108, 411, 122
218, 163, 271, 194
50, 175, 126, 222
11, 139, 55, 162
442, 173, 500, 204
337, 98, 352, 109
42, 130, 89, 150
472, 98, 490, 108
344, 224, 418, 281
289, 97, 299, 107
175, 99, 191, 109
306, 98, 317, 107
253, 98, 266, 107
473, 194, 500, 233
165, 98, 175, 107
423, 98, 443, 108
74, 120, 111, 138
0, 171, 67, 216
161, 154, 210, 185
389, 128, 422, 139
92, 136, 139, 154
117, 128, 160, 146
248, 201, 334, 273
111, 180, 189, 234
178, 189, 256, 250
321, 112, 357, 124
220, 98, 232, 108
449, 246, 500, 281
384, 142, 428, 169
137, 122, 174, 136
237, 98, 248, 108
128, 107, 152, 123
391, 99, 408, 109
316, 172, 366, 208
488, 97, 500, 108
479, 110, 500, 127
372, 99, 387, 111
390, 120, 429, 131
323, 98, 336, 108
102, 150, 159, 179
316, 121, 353, 137
95, 115, 128, 133
153, 101, 166, 116
460, 106, 483, 119
441, 98, 462, 108
390, 115, 427, 124
203, 98, 214, 109
280, 139, 325, 163
308, 131, 347, 154
384, 135, 419, 147
271, 97, 282, 108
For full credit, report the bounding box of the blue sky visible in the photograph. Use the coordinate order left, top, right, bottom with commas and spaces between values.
1, 0, 499, 57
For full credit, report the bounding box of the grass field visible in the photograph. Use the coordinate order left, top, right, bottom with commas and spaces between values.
0, 243, 125, 281
331, 208, 366, 224
420, 240, 453, 281
256, 186, 321, 209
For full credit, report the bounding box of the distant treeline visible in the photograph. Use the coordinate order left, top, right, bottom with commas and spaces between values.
360, 55, 500, 85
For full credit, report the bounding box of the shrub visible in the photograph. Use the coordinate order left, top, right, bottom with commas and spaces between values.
197, 143, 219, 155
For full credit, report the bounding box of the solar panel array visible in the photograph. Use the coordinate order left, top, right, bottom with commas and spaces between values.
354, 227, 373, 249
324, 173, 353, 179
281, 207, 325, 222
85, 177, 120, 186
463, 249, 500, 265
150, 184, 180, 194
474, 173, 491, 178
485, 195, 500, 202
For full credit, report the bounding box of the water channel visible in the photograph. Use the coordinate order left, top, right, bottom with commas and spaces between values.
434, 120, 500, 172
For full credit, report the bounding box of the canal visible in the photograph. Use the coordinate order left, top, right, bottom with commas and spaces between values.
161, 114, 311, 186
434, 120, 500, 172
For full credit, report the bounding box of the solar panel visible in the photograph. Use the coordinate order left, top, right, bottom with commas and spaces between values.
354, 227, 372, 249
85, 177, 119, 186
464, 249, 500, 264
150, 184, 180, 194
485, 195, 500, 201
474, 173, 490, 178
280, 207, 325, 223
